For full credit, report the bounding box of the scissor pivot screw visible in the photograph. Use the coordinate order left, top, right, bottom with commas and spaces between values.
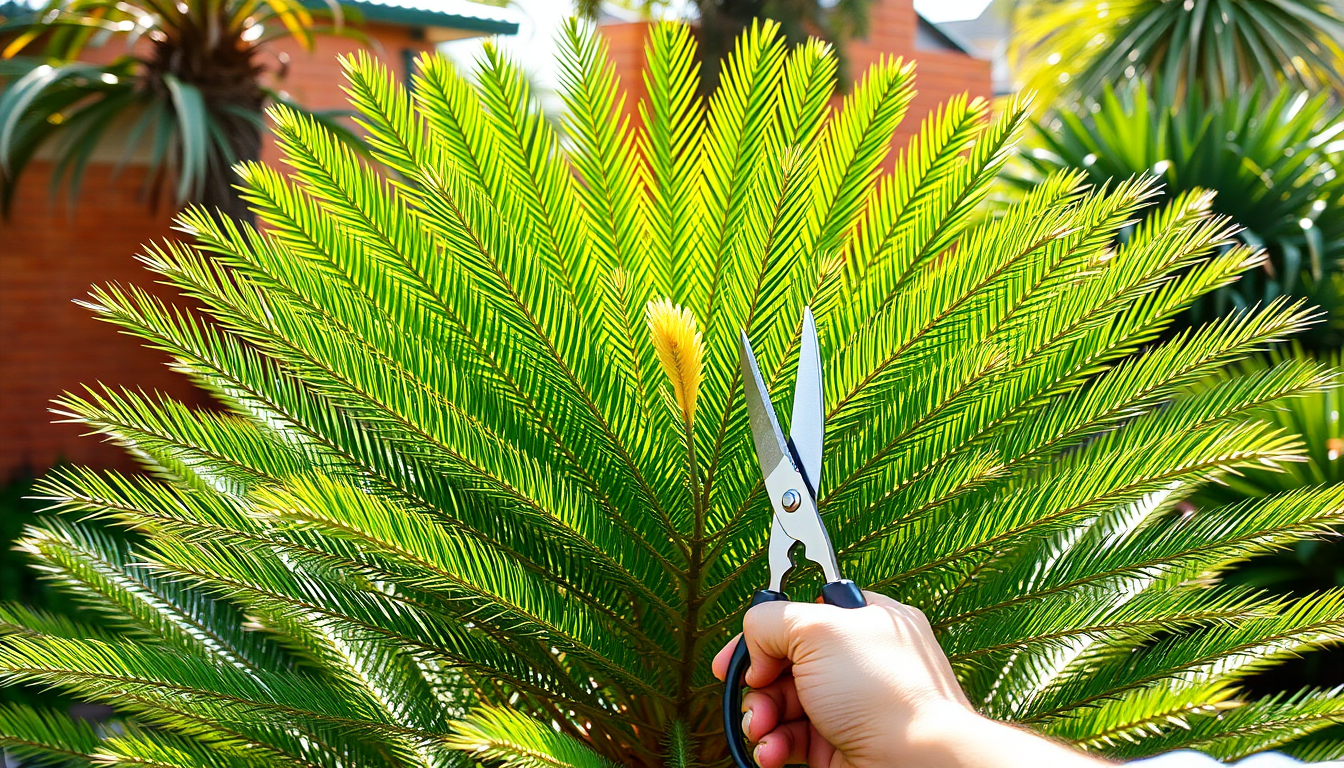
781, 489, 801, 512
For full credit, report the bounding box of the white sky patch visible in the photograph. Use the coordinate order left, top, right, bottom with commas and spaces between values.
913, 0, 994, 23
439, 0, 606, 107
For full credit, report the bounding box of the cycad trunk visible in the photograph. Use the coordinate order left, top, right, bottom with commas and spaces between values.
147, 26, 265, 224
199, 112, 261, 224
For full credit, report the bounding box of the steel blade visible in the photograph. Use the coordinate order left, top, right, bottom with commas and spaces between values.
739, 330, 792, 480
789, 307, 824, 497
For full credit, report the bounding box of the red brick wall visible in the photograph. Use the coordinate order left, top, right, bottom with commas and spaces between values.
0, 23, 436, 481
599, 21, 650, 128
845, 0, 993, 148
1, 162, 189, 478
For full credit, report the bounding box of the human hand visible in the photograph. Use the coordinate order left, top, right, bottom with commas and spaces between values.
712, 591, 1108, 768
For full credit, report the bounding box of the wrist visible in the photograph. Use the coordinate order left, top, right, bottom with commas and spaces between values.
895, 700, 987, 767
899, 703, 1110, 768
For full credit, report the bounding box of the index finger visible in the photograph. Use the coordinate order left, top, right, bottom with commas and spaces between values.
712, 633, 742, 681
738, 600, 799, 688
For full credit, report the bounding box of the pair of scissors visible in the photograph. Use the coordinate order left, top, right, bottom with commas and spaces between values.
723, 307, 866, 768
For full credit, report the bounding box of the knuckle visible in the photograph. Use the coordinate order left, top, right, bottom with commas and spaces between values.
890, 603, 932, 629
785, 607, 834, 643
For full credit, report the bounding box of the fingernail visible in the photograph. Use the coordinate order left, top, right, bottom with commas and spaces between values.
752, 743, 763, 767
741, 709, 753, 739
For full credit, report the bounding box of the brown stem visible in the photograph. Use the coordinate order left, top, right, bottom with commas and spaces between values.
675, 417, 705, 739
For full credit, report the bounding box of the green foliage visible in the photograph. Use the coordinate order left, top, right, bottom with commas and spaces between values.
1013, 80, 1344, 343
0, 475, 85, 712
1191, 346, 1344, 594
5, 17, 1344, 767
0, 702, 100, 767
0, 0, 362, 218
445, 707, 620, 768
1183, 345, 1344, 746
1010, 0, 1344, 107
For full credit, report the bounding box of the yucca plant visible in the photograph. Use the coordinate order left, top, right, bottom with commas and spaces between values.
0, 0, 359, 218
1012, 80, 1344, 344
6, 18, 1344, 767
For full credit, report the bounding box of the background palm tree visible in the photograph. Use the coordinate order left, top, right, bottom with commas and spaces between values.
1005, 0, 1344, 748
0, 0, 361, 220
1010, 79, 1344, 345
1009, 0, 1344, 109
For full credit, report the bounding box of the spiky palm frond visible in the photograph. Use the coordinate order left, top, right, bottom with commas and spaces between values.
1183, 345, 1344, 698
1012, 80, 1344, 341
1010, 0, 1344, 107
4, 17, 1344, 768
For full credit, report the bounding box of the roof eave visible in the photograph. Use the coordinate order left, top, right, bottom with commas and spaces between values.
915, 13, 975, 55
301, 0, 518, 36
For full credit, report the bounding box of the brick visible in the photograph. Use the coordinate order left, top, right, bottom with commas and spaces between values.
0, 24, 435, 481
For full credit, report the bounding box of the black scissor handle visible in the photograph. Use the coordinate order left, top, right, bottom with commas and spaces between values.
723, 581, 866, 768
820, 579, 866, 609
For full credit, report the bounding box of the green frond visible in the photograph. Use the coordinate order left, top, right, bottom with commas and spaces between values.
1022, 591, 1344, 723
1110, 686, 1344, 761
15, 518, 289, 676
443, 707, 617, 768
1286, 737, 1344, 762
51, 385, 312, 494
660, 721, 698, 768
1042, 680, 1240, 752
0, 603, 122, 644
252, 475, 675, 691
0, 703, 101, 767
636, 22, 704, 297
95, 726, 265, 768
0, 636, 432, 766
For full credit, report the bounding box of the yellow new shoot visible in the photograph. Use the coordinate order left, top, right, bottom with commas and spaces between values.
646, 298, 704, 428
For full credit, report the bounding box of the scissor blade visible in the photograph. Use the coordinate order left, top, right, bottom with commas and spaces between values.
790, 307, 824, 498
740, 331, 792, 480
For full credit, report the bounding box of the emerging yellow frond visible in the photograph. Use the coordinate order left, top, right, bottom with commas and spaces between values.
646, 298, 704, 427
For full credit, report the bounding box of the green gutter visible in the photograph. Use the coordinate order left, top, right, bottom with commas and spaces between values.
301, 0, 518, 34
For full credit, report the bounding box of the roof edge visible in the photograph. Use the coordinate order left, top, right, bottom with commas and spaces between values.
302, 0, 519, 34
915, 13, 975, 55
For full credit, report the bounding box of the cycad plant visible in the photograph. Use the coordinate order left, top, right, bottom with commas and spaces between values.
6, 19, 1344, 768
1011, 80, 1344, 343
